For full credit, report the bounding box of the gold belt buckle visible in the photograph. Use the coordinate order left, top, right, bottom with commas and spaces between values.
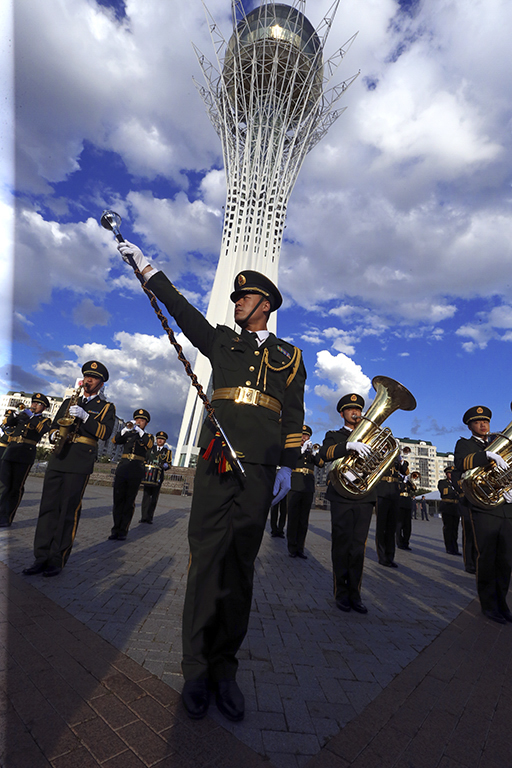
235, 387, 259, 406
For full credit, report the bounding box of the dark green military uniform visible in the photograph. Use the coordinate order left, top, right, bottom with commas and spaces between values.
375, 460, 407, 566
396, 477, 415, 550
287, 432, 324, 557
30, 369, 115, 571
111, 413, 154, 538
453, 432, 512, 618
0, 397, 52, 526
146, 269, 305, 682
320, 425, 376, 607
140, 435, 172, 524
438, 470, 461, 555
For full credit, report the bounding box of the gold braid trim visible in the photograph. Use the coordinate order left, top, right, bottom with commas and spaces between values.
256, 347, 301, 392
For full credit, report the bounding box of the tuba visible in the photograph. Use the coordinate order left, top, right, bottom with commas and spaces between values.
462, 408, 512, 508
328, 376, 417, 498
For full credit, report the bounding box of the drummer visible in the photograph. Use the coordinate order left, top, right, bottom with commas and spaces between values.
140, 431, 172, 524
109, 409, 153, 541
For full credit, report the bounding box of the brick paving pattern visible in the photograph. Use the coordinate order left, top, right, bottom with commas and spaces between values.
0, 477, 510, 767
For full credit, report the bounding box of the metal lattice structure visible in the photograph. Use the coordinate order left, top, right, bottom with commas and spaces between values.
176, 0, 359, 467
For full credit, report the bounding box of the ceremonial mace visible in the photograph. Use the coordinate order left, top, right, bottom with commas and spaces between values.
100, 210, 245, 480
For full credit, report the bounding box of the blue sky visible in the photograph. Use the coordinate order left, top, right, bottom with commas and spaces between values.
3, 0, 512, 455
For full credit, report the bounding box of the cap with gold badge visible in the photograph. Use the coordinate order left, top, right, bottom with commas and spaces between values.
82, 360, 109, 382
133, 409, 150, 424
462, 406, 491, 425
31, 393, 50, 408
230, 270, 282, 311
336, 393, 365, 413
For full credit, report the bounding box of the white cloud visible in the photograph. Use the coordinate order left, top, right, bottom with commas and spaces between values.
313, 350, 372, 409
34, 329, 197, 439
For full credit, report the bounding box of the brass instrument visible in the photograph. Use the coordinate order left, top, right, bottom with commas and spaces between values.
52, 385, 83, 456
125, 421, 134, 429
328, 376, 417, 498
462, 411, 512, 508
408, 470, 421, 493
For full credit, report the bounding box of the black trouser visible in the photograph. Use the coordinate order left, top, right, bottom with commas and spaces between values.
375, 493, 399, 564
462, 516, 477, 572
112, 465, 145, 536
396, 500, 412, 548
0, 459, 32, 524
33, 469, 90, 568
270, 497, 287, 535
287, 490, 313, 555
140, 481, 162, 522
330, 498, 373, 603
470, 511, 512, 613
182, 460, 275, 683
441, 511, 460, 554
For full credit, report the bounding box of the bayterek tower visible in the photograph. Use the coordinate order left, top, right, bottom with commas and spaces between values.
177, 0, 358, 466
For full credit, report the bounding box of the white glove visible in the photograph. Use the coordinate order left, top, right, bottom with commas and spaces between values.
346, 441, 372, 458
272, 466, 292, 505
23, 409, 33, 418
121, 426, 133, 435
301, 439, 313, 454
486, 451, 508, 471
134, 425, 144, 437
118, 240, 151, 272
503, 489, 512, 503
163, 462, 169, 470
69, 405, 89, 422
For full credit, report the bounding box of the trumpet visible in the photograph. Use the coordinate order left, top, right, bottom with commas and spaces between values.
125, 421, 134, 429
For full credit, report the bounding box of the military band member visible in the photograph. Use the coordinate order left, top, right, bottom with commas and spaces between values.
117, 240, 305, 723
438, 466, 461, 556
0, 410, 16, 462
110, 409, 153, 540
375, 455, 408, 567
287, 425, 324, 558
396, 469, 415, 551
453, 405, 512, 624
0, 395, 52, 527
140, 430, 172, 524
269, 496, 287, 538
319, 394, 375, 614
23, 362, 115, 577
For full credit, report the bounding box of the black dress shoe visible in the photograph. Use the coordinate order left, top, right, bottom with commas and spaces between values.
43, 565, 62, 578
0, 521, 11, 528
23, 562, 47, 575
465, 567, 476, 574
499, 608, 512, 623
336, 597, 351, 612
296, 552, 308, 559
182, 679, 210, 719
118, 534, 127, 541
350, 600, 368, 614
277, 532, 285, 538
380, 561, 398, 568
482, 609, 507, 624
108, 533, 118, 540
289, 552, 297, 558
215, 680, 244, 722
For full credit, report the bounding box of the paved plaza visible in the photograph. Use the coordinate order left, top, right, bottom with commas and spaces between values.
1, 476, 511, 767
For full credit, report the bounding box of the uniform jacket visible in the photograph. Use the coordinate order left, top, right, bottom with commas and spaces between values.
453, 435, 512, 518
290, 449, 324, 493
319, 426, 377, 504
113, 428, 154, 479
375, 459, 408, 500
145, 444, 172, 468
437, 478, 460, 515
47, 396, 116, 475
147, 271, 305, 467
398, 479, 415, 509
3, 410, 52, 465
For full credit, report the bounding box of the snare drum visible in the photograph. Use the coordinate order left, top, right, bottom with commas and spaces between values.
142, 464, 163, 486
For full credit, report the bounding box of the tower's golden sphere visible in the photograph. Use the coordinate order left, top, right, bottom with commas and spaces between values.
223, 3, 323, 123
